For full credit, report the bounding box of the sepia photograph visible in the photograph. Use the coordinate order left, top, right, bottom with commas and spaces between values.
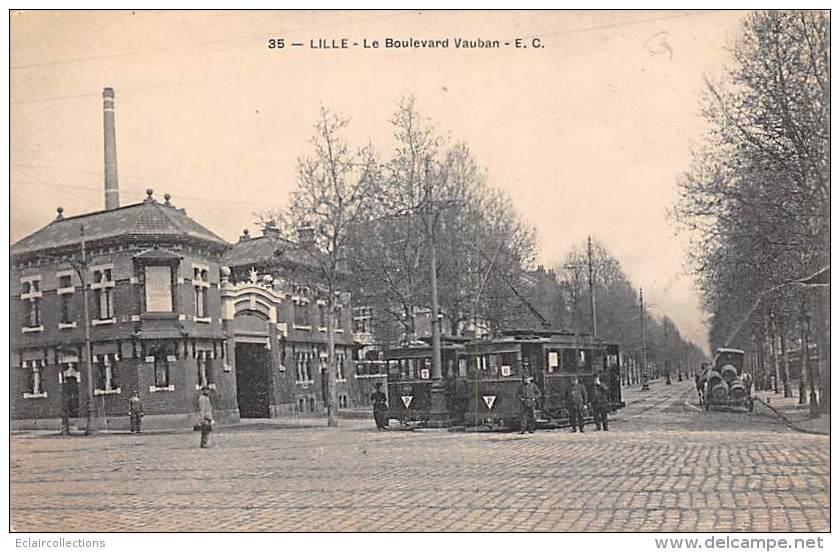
7, 7, 831, 540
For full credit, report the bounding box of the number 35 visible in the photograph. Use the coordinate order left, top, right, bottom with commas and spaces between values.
268, 38, 285, 49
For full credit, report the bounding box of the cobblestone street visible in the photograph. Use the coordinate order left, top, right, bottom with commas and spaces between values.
11, 380, 829, 532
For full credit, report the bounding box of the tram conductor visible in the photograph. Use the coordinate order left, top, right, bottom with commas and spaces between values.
516, 373, 542, 434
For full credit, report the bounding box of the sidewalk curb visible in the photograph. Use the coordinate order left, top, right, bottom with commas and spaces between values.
754, 397, 829, 436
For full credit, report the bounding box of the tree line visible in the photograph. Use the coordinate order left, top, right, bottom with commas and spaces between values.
672, 11, 829, 413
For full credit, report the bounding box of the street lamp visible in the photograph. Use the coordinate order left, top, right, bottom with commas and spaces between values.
47, 225, 99, 435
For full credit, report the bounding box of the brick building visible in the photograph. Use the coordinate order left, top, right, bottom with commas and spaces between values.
10, 190, 236, 429
9, 86, 378, 429
223, 225, 373, 416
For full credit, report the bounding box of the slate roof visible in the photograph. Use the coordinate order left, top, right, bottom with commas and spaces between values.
11, 196, 229, 258
223, 234, 320, 270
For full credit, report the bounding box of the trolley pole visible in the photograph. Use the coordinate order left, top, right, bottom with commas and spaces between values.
424, 157, 448, 426
640, 287, 649, 391
587, 236, 596, 338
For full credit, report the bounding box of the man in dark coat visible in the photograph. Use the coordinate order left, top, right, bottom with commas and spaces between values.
370, 382, 388, 430
129, 391, 143, 433
568, 377, 588, 433
591, 376, 609, 431
516, 374, 542, 434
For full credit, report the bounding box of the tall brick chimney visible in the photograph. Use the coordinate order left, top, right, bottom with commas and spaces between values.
103, 87, 119, 210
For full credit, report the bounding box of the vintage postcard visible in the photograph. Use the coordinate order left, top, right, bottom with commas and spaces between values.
8, 9, 830, 541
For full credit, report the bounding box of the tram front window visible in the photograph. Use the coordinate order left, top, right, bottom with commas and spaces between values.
387, 360, 400, 381
561, 350, 577, 372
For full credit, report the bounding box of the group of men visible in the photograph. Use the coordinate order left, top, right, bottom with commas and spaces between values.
517, 373, 610, 434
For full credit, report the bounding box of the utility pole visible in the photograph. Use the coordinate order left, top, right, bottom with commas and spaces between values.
79, 226, 98, 435
424, 157, 447, 426
769, 309, 781, 394
664, 319, 672, 385
587, 235, 596, 338
640, 287, 649, 391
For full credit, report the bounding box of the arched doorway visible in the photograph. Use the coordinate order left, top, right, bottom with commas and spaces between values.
235, 341, 271, 418
229, 285, 283, 419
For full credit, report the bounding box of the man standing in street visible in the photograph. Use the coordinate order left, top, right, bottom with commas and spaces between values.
591, 375, 609, 431
129, 391, 143, 434
370, 381, 388, 430
516, 373, 541, 434
198, 386, 214, 448
568, 377, 588, 433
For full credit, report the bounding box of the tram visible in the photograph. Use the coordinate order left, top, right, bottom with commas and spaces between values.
383, 330, 624, 428
384, 337, 468, 423
459, 329, 618, 427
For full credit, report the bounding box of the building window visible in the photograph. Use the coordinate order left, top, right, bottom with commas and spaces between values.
318, 304, 327, 329
60, 294, 72, 324
353, 306, 373, 333
193, 266, 209, 318
57, 274, 74, 324
294, 301, 309, 327
336, 353, 346, 381
25, 359, 44, 395
144, 265, 173, 312
154, 353, 170, 388
91, 267, 115, 320
21, 276, 42, 330
94, 353, 119, 392
28, 297, 41, 328
296, 351, 313, 382
197, 351, 214, 388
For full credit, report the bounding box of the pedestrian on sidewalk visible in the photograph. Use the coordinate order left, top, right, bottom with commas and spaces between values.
129, 391, 143, 433
370, 382, 389, 430
591, 375, 609, 431
516, 373, 541, 434
568, 377, 588, 433
197, 386, 214, 448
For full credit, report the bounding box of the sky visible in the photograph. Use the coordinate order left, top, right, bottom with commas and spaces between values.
10, 10, 750, 353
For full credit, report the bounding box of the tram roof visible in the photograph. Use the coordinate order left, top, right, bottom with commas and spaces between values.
715, 348, 745, 355
496, 328, 609, 344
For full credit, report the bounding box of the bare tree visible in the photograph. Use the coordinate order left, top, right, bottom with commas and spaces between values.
267, 107, 378, 427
